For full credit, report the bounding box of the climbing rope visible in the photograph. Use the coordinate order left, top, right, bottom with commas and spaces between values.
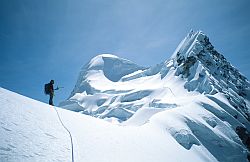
53, 106, 75, 162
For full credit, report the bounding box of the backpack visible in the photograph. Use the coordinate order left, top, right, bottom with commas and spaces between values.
44, 83, 50, 95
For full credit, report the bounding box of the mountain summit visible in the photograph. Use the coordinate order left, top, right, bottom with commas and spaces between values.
1, 31, 250, 161
172, 30, 250, 120
59, 31, 250, 161
60, 30, 250, 122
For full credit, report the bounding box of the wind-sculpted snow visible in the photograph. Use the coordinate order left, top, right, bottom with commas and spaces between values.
120, 62, 170, 81
57, 30, 250, 161
61, 31, 250, 125
120, 90, 153, 102
1, 87, 249, 161
172, 31, 250, 120
69, 54, 145, 97
1, 30, 250, 161
150, 100, 248, 162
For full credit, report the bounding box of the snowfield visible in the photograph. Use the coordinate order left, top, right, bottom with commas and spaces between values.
1, 87, 248, 162
0, 88, 71, 162
1, 30, 250, 161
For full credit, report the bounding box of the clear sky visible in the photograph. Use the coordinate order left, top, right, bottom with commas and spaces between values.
1, 0, 250, 105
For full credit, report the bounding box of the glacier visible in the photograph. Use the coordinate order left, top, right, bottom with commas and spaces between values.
1, 30, 250, 162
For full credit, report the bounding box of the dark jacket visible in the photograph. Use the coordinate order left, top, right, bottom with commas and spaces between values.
49, 83, 54, 95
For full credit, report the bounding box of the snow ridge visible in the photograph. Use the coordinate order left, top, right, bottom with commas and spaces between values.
60, 31, 250, 126
1, 87, 249, 161
58, 31, 250, 161
68, 54, 145, 98
172, 30, 250, 121
1, 30, 250, 161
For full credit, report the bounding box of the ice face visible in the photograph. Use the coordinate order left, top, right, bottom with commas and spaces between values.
60, 31, 250, 129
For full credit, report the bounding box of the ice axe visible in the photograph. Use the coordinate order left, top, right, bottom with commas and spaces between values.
55, 86, 64, 90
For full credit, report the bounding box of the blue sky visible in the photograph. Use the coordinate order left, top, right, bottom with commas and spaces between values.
1, 0, 250, 105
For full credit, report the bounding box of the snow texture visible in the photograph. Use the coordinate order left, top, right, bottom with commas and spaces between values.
1, 30, 250, 161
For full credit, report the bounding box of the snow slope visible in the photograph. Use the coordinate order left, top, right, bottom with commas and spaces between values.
60, 31, 250, 127
0, 88, 71, 162
58, 30, 250, 161
1, 30, 250, 161
0, 87, 248, 162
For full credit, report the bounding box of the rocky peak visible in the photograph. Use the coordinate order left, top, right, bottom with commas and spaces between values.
171, 30, 250, 120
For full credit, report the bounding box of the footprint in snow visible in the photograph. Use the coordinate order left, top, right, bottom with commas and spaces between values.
34, 152, 45, 156
0, 147, 11, 152
12, 122, 18, 126
44, 133, 57, 139
8, 144, 16, 149
1, 126, 11, 132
